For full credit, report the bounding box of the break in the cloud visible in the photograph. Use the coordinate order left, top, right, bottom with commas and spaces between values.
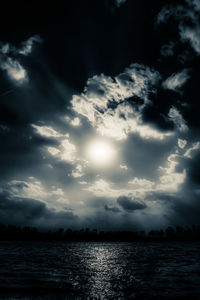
72, 63, 174, 140
0, 35, 42, 83
162, 69, 190, 92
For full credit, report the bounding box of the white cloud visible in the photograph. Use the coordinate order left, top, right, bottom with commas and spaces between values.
0, 57, 27, 83
47, 138, 77, 163
79, 181, 88, 185
86, 177, 152, 200
162, 69, 190, 91
70, 117, 81, 127
128, 178, 154, 190
60, 139, 76, 162
47, 147, 60, 156
32, 123, 77, 164
7, 179, 69, 210
157, 154, 186, 192
51, 188, 64, 196
72, 64, 173, 140
85, 179, 116, 198
8, 179, 48, 200
184, 141, 200, 158
120, 164, 128, 170
32, 124, 62, 137
168, 106, 188, 132
72, 164, 84, 178
178, 139, 187, 149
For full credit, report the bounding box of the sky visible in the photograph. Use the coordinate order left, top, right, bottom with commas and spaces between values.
0, 0, 200, 231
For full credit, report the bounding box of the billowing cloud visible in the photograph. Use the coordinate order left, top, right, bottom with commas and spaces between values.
72, 64, 174, 140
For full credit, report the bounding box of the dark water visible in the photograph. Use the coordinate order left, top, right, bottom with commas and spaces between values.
0, 242, 200, 299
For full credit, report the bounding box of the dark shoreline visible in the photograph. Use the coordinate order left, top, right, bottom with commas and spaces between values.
1, 223, 200, 242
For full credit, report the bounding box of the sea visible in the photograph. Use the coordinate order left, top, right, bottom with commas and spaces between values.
0, 241, 200, 299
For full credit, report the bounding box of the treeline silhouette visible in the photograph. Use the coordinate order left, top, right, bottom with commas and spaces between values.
0, 224, 200, 242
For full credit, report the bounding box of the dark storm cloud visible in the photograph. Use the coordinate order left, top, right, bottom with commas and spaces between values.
117, 196, 147, 212
0, 190, 78, 229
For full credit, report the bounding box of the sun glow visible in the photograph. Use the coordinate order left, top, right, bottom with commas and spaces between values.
87, 140, 116, 166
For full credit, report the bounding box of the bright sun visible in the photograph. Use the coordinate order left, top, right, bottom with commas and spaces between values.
87, 140, 116, 166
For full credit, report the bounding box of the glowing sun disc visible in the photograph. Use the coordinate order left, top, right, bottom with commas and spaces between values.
87, 140, 115, 166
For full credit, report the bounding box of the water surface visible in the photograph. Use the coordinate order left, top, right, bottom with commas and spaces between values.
0, 242, 200, 299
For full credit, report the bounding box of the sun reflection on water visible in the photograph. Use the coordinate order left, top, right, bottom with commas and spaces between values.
82, 244, 125, 299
